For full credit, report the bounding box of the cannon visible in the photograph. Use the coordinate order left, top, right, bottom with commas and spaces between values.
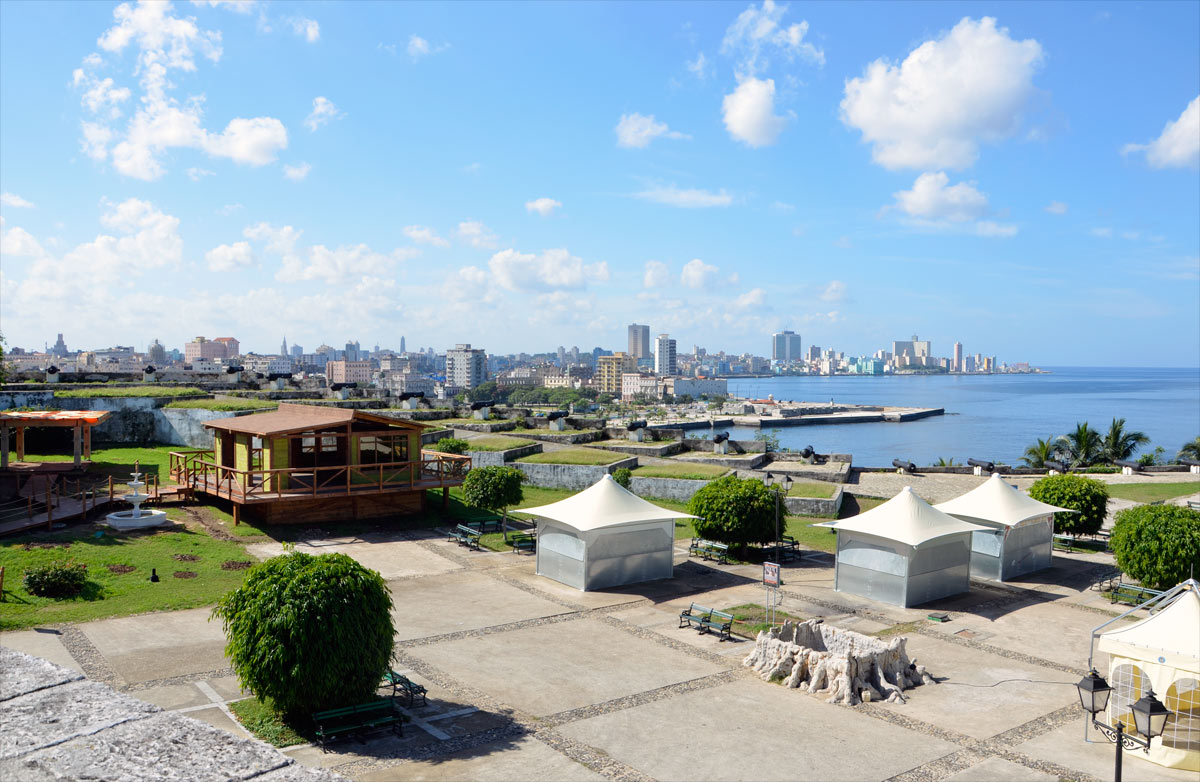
626, 420, 647, 431
397, 391, 425, 400
267, 372, 293, 381
225, 365, 244, 374
1044, 460, 1068, 475
798, 445, 814, 459
469, 400, 495, 411
329, 382, 357, 391
45, 365, 60, 374
892, 458, 917, 473
1114, 459, 1143, 475
966, 457, 995, 476
143, 365, 156, 374
1181, 458, 1200, 474
712, 433, 730, 444
546, 410, 569, 421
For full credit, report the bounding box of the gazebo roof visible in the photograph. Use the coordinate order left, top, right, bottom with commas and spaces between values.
0, 410, 110, 427
1097, 580, 1200, 672
204, 402, 426, 437
519, 474, 697, 532
934, 473, 1076, 527
832, 486, 987, 547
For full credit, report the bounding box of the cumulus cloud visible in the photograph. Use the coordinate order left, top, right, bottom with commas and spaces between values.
244, 222, 301, 257
1091, 227, 1113, 238
634, 184, 732, 208
735, 288, 766, 308
488, 248, 608, 292
205, 240, 254, 271
525, 198, 562, 217
280, 244, 405, 283
615, 113, 689, 148
722, 77, 786, 147
721, 0, 824, 75
643, 260, 670, 288
1, 221, 46, 258
891, 172, 989, 222
840, 17, 1043, 170
402, 225, 449, 247
1122, 95, 1200, 169
186, 167, 214, 180
283, 162, 311, 181
0, 193, 35, 208
1044, 201, 1068, 215
457, 220, 498, 249
304, 96, 343, 131
680, 258, 719, 289
686, 52, 709, 80
820, 280, 846, 302
290, 17, 319, 43
407, 34, 448, 60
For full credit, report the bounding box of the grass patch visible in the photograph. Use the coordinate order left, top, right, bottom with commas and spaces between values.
783, 494, 886, 554
8, 445, 181, 485
872, 620, 924, 638
509, 427, 586, 437
785, 482, 836, 499
228, 697, 310, 747
435, 417, 507, 426
1104, 481, 1200, 504
517, 448, 623, 466
720, 602, 805, 638
53, 386, 205, 398
464, 435, 535, 452
164, 398, 277, 411
631, 463, 729, 480
0, 521, 252, 630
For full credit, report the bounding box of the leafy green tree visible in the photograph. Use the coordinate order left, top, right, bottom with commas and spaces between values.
435, 437, 470, 454
1101, 418, 1150, 463
462, 465, 524, 535
753, 429, 781, 453
1110, 505, 1200, 590
1060, 422, 1103, 467
1136, 446, 1165, 467
1021, 436, 1064, 468
1027, 474, 1109, 535
1179, 436, 1200, 462
934, 457, 957, 467
612, 467, 632, 488
687, 475, 776, 548
467, 381, 502, 403
211, 552, 394, 717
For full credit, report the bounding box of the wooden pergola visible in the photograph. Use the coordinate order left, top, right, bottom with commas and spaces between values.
0, 410, 111, 470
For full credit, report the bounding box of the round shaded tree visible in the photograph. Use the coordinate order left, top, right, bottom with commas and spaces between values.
1110, 505, 1200, 590
687, 474, 776, 547
435, 437, 469, 454
462, 465, 524, 527
211, 552, 394, 716
1027, 474, 1109, 535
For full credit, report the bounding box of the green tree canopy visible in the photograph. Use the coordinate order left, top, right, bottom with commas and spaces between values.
687, 475, 777, 547
1101, 418, 1149, 463
1110, 505, 1200, 590
1027, 474, 1109, 535
1179, 436, 1200, 462
1020, 435, 1063, 468
1060, 422, 1103, 467
462, 465, 524, 522
211, 552, 394, 717
435, 437, 470, 455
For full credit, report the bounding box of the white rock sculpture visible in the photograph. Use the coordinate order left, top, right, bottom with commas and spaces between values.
742, 619, 935, 705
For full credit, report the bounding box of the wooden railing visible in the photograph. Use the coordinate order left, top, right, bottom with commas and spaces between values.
169, 450, 471, 503
0, 472, 114, 533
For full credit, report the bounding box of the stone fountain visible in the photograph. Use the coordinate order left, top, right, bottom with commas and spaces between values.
105, 462, 168, 531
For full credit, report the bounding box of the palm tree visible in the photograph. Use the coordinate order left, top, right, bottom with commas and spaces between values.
1061, 422, 1103, 468
1021, 436, 1063, 468
1101, 418, 1150, 463
1179, 436, 1200, 462
934, 457, 957, 467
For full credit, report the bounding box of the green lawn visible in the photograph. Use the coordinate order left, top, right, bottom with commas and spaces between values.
464, 435, 536, 452
784, 494, 886, 554
786, 482, 836, 499
0, 512, 252, 630
8, 445, 181, 484
163, 399, 278, 411
719, 602, 805, 638
53, 387, 205, 398
631, 463, 729, 480
1105, 481, 1200, 504
435, 417, 505, 426
517, 448, 624, 466
228, 697, 310, 747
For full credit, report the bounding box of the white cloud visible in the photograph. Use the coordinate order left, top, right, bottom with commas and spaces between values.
680, 258, 719, 289
1044, 201, 1068, 215
290, 17, 319, 43
643, 260, 670, 288
191, 0, 255, 12
820, 280, 846, 302
488, 248, 609, 292
244, 222, 301, 257
634, 184, 732, 208
203, 117, 289, 166
770, 201, 795, 212
1122, 95, 1200, 169
304, 96, 343, 132
686, 52, 709, 80
615, 113, 689, 149
1091, 227, 1113, 238
1121, 231, 1141, 240
457, 220, 498, 249
186, 167, 214, 180
216, 203, 243, 216
283, 162, 311, 181
205, 240, 254, 271
722, 77, 786, 147
47, 198, 183, 275
525, 198, 562, 217
280, 244, 407, 283
1, 222, 46, 258
407, 34, 447, 61
0, 193, 35, 208
461, 162, 481, 174
735, 288, 766, 308
721, 0, 824, 75
891, 172, 989, 222
80, 122, 114, 161
404, 225, 449, 247
975, 221, 1018, 238
840, 17, 1043, 170
72, 70, 131, 118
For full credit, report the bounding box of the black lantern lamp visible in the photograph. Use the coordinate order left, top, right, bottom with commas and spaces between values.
1076, 669, 1112, 716
1131, 689, 1171, 741
1076, 668, 1172, 782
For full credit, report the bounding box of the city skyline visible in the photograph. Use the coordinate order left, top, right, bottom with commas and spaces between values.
1, 2, 1197, 365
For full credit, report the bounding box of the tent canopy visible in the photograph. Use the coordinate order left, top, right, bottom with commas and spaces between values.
935, 473, 1077, 527
832, 486, 987, 547
1097, 581, 1200, 672
520, 474, 697, 532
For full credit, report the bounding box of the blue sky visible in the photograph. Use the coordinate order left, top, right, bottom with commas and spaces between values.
1, 0, 1197, 365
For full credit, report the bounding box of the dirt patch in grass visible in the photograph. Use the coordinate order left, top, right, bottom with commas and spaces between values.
25, 541, 71, 550
222, 560, 253, 570
106, 564, 136, 574
172, 571, 197, 579
172, 553, 200, 562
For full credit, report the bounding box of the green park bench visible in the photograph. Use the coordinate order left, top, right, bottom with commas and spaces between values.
463, 516, 505, 534
698, 609, 734, 641
688, 538, 729, 564
508, 532, 536, 554
1110, 581, 1164, 608
678, 602, 713, 630
312, 699, 402, 750
1052, 534, 1075, 552
382, 670, 428, 708
448, 524, 481, 550
763, 535, 800, 563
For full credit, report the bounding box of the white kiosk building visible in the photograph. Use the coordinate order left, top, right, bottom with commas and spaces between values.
520, 475, 698, 591
831, 487, 986, 607
935, 473, 1075, 581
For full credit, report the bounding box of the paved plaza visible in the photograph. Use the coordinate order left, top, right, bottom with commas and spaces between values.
5, 513, 1200, 782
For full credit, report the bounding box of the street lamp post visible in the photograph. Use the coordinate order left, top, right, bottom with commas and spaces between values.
765, 472, 792, 554
1075, 668, 1173, 782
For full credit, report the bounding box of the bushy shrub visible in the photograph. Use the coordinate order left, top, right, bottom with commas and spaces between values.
211, 552, 394, 717
1110, 505, 1200, 590
687, 475, 776, 547
435, 437, 470, 454
1084, 465, 1119, 474
1027, 474, 1109, 535
462, 466, 524, 522
612, 467, 632, 489
23, 559, 89, 598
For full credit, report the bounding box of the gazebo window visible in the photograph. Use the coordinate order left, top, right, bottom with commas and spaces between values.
1164, 678, 1200, 751
1108, 663, 1149, 731
301, 435, 338, 455
358, 434, 408, 465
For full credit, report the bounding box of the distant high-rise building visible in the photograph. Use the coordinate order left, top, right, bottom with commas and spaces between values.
556, 345, 566, 366
147, 339, 167, 365
654, 334, 677, 376
280, 337, 288, 356
627, 324, 650, 360
50, 333, 69, 357
400, 336, 406, 354
596, 352, 637, 394
446, 344, 487, 390
892, 335, 931, 364
953, 342, 963, 372
185, 336, 239, 363
344, 340, 361, 361
807, 345, 821, 361
290, 344, 303, 359
772, 330, 802, 362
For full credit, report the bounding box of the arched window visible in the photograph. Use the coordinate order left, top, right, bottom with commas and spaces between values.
1164, 678, 1200, 752
1108, 663, 1148, 731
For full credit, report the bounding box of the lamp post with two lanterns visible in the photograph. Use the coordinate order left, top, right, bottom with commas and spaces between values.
1075, 668, 1172, 782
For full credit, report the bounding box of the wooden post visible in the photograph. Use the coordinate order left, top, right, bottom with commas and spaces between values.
16, 427, 25, 462
233, 504, 240, 526
84, 425, 92, 460
0, 565, 5, 601
46, 480, 53, 531
73, 423, 82, 468
109, 475, 113, 504
1, 425, 8, 469
442, 486, 449, 511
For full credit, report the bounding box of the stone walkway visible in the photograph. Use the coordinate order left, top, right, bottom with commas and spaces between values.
4, 524, 1198, 781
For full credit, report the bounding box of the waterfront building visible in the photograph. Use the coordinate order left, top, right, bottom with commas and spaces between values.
953, 342, 963, 373
326, 359, 372, 385
621, 372, 659, 400
892, 335, 931, 365
664, 377, 727, 399
446, 344, 488, 390
185, 336, 239, 363
627, 324, 650, 360
807, 345, 821, 361
772, 330, 802, 362
654, 334, 677, 376
597, 352, 637, 394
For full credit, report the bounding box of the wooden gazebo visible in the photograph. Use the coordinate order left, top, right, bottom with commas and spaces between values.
0, 410, 111, 470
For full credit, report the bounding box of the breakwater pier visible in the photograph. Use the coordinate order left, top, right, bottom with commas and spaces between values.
730, 401, 944, 428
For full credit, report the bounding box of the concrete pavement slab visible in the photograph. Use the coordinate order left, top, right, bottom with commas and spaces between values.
606, 603, 754, 657
184, 705, 251, 739
207, 674, 250, 701
942, 757, 1057, 782
135, 682, 212, 711
389, 570, 569, 642
556, 678, 958, 782
0, 629, 83, 672
0, 680, 158, 758
245, 535, 462, 580
1016, 720, 1198, 782
409, 617, 727, 717
498, 567, 639, 609
80, 606, 229, 684
355, 736, 605, 782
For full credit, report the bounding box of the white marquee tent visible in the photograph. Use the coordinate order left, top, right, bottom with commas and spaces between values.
1093, 580, 1200, 771
519, 475, 698, 591
831, 487, 988, 607
934, 473, 1076, 581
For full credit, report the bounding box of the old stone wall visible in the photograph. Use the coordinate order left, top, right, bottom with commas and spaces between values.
514, 457, 639, 490
628, 476, 710, 502
467, 443, 543, 467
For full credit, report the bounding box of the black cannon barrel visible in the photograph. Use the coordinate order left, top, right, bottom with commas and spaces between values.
469, 400, 494, 410
546, 410, 568, 421
966, 458, 995, 471
329, 382, 357, 391
398, 391, 425, 400
627, 420, 647, 431
225, 365, 244, 373
1114, 459, 1143, 471
799, 446, 814, 458
143, 365, 156, 374
1044, 460, 1068, 472
713, 433, 730, 444
892, 458, 917, 471
46, 365, 60, 374
1181, 458, 1200, 467
267, 372, 293, 381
